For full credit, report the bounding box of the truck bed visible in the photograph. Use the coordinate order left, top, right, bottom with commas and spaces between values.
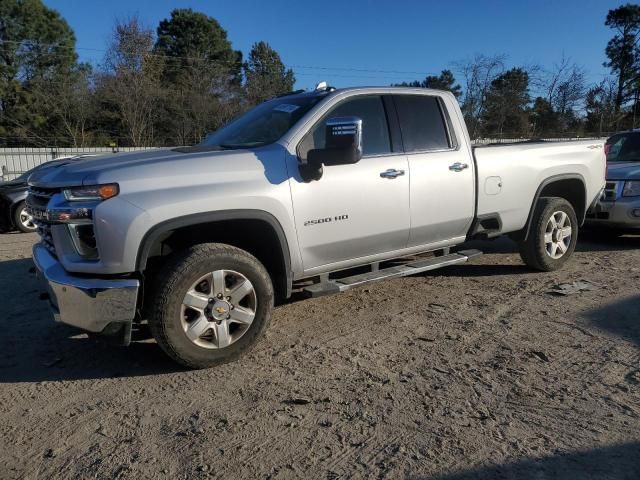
472, 139, 606, 233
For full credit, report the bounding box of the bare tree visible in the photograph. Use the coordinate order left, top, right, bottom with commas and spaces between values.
544, 55, 586, 120
455, 54, 506, 138
585, 77, 619, 135
536, 55, 586, 133
34, 64, 93, 146
101, 17, 163, 146
163, 57, 243, 145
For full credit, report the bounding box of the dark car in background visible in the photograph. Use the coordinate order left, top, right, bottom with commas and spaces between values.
586, 130, 640, 234
0, 155, 94, 233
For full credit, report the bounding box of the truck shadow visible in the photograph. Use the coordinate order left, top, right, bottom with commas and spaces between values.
0, 258, 184, 383
577, 230, 640, 252
427, 442, 640, 479
582, 294, 640, 349
463, 232, 640, 255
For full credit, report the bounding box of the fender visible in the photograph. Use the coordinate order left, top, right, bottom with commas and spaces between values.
136, 209, 293, 297
521, 173, 587, 242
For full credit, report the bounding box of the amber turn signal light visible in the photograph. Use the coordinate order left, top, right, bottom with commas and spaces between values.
98, 184, 119, 199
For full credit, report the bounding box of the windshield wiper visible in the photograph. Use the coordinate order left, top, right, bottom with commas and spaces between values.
218, 142, 265, 149
172, 145, 227, 153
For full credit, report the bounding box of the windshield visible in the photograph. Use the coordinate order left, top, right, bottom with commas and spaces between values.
201, 95, 324, 149
606, 133, 640, 162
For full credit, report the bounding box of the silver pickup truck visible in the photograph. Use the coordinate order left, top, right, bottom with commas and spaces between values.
28, 86, 605, 368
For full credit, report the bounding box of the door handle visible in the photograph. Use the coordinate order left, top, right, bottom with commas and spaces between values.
380, 168, 405, 179
449, 162, 469, 172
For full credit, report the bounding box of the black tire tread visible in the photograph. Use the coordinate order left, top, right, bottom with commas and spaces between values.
518, 197, 578, 272
148, 243, 273, 369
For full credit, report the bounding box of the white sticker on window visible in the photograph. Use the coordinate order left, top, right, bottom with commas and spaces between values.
273, 104, 300, 113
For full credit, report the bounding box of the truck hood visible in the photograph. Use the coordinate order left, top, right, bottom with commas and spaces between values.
607, 161, 640, 180
28, 149, 176, 188
0, 179, 26, 189
27, 145, 286, 190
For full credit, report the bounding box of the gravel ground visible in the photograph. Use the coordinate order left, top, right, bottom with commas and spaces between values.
1, 231, 640, 479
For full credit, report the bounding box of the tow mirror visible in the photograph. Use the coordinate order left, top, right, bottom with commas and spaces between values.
300, 116, 363, 181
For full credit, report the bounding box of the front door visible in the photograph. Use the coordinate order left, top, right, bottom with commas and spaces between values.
289, 95, 410, 272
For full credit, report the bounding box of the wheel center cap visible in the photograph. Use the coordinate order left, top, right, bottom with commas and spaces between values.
553, 229, 561, 242
211, 300, 231, 320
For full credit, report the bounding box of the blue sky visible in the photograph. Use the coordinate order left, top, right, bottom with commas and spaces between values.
45, 0, 623, 92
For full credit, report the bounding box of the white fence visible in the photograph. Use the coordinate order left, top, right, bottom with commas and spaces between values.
0, 147, 159, 181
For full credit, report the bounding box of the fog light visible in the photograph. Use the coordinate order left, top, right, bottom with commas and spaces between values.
68, 224, 98, 258
632, 209, 640, 218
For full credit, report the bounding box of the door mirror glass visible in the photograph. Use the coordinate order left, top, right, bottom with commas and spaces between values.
323, 116, 363, 158
300, 116, 363, 181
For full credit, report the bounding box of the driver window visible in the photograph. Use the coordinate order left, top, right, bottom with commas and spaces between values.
310, 95, 392, 156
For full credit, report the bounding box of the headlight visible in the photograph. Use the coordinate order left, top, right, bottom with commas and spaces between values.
63, 183, 119, 201
623, 181, 640, 197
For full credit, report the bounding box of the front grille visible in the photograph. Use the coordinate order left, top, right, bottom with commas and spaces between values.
34, 219, 57, 257
27, 186, 61, 208
27, 186, 62, 258
601, 181, 621, 202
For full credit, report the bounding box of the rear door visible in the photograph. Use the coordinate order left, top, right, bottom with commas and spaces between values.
392, 94, 475, 246
289, 94, 410, 271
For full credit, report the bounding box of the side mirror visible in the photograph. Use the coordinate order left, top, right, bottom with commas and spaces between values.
300, 116, 363, 181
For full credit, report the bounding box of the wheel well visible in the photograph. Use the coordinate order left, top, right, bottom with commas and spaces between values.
515, 176, 586, 242
538, 178, 586, 222
142, 218, 290, 300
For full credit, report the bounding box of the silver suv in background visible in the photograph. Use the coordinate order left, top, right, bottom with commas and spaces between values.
586, 131, 640, 233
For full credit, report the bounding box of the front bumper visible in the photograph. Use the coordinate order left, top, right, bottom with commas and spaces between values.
33, 243, 140, 338
585, 196, 640, 231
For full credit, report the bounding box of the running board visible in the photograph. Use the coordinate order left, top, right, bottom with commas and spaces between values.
303, 249, 482, 298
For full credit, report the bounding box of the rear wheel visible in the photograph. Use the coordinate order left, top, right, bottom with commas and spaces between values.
13, 201, 37, 233
518, 197, 578, 271
149, 243, 274, 368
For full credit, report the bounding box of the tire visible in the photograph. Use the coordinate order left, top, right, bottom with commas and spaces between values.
148, 243, 274, 369
518, 197, 578, 272
13, 201, 37, 233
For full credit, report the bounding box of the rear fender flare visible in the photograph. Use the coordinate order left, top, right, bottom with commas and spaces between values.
521, 174, 587, 241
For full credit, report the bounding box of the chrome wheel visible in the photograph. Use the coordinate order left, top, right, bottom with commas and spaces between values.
544, 211, 572, 259
180, 269, 257, 349
19, 208, 36, 231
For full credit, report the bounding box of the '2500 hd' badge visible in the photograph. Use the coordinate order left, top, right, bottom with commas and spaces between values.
304, 214, 349, 227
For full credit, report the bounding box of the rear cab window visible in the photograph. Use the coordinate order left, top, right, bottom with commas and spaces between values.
393, 94, 453, 152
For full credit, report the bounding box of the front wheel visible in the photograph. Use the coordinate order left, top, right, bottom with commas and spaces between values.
13, 201, 37, 233
518, 197, 578, 271
149, 243, 274, 368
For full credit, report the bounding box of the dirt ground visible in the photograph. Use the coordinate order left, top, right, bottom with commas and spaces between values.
2, 231, 640, 479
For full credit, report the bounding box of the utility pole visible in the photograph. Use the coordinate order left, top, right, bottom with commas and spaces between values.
634, 88, 639, 129
600, 113, 604, 137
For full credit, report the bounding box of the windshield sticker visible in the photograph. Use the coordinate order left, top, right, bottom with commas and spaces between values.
273, 104, 300, 114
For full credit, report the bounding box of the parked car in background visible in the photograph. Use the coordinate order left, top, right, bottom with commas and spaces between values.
585, 131, 640, 234
0, 155, 95, 233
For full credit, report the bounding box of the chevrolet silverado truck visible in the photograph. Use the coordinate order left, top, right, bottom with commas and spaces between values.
28, 85, 605, 368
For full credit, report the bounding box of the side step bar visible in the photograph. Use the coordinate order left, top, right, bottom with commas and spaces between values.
303, 249, 482, 298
